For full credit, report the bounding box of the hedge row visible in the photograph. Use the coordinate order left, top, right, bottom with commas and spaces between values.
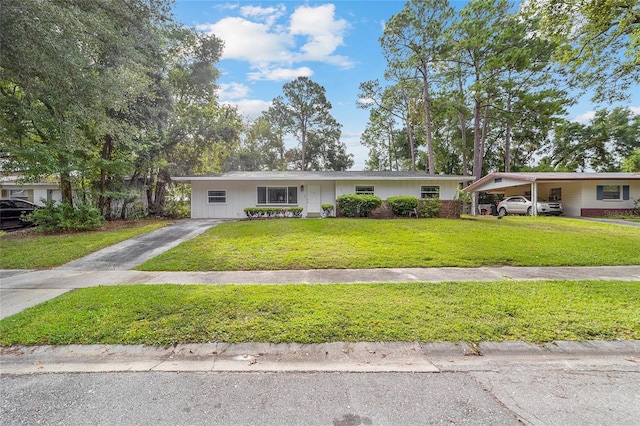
244, 207, 303, 219
336, 194, 444, 218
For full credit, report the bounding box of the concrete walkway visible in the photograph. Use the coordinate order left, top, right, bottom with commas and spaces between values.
3, 265, 640, 320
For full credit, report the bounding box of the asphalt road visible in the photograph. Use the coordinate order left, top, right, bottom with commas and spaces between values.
2, 344, 639, 426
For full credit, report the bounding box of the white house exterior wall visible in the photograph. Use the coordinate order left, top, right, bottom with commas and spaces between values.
579, 180, 639, 215
335, 179, 461, 200
190, 180, 338, 219
189, 178, 463, 219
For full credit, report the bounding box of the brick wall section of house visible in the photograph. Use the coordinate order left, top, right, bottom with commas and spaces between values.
438, 200, 463, 218
581, 208, 635, 217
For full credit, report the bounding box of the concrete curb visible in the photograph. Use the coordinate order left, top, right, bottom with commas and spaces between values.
2, 340, 639, 375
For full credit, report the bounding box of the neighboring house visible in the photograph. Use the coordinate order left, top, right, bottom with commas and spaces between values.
463, 172, 640, 217
174, 171, 474, 219
0, 175, 62, 205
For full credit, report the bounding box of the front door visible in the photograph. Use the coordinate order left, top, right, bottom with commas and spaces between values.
307, 185, 321, 214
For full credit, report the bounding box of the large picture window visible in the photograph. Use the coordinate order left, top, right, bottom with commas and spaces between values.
257, 186, 298, 204
207, 190, 226, 204
597, 185, 630, 201
355, 185, 374, 195
420, 185, 440, 199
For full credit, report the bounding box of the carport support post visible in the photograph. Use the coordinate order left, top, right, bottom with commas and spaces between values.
531, 182, 538, 216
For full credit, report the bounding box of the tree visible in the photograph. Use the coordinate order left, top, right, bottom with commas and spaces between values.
524, 0, 640, 102
622, 149, 640, 172
380, 0, 455, 174
547, 108, 640, 172
358, 78, 422, 171
137, 28, 240, 215
267, 77, 351, 171
1, 0, 173, 206
225, 117, 287, 171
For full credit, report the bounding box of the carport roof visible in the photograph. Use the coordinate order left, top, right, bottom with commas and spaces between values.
463, 172, 640, 193
174, 171, 474, 182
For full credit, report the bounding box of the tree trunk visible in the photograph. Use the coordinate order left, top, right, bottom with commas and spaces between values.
99, 134, 113, 218
405, 118, 417, 172
422, 75, 436, 175
153, 168, 171, 216
504, 95, 512, 172
300, 126, 307, 171
472, 100, 483, 181
457, 77, 468, 176
60, 172, 74, 206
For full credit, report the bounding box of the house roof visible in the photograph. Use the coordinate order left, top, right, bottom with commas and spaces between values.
174, 171, 474, 182
463, 172, 640, 193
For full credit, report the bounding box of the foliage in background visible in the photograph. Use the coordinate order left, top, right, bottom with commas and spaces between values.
0, 0, 243, 220
336, 194, 383, 217
262, 77, 353, 171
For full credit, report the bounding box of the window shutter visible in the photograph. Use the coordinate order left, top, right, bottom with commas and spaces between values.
596, 186, 604, 200
623, 185, 630, 200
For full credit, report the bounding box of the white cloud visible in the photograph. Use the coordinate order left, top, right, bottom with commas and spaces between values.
240, 4, 286, 26
217, 82, 250, 100
222, 99, 271, 120
572, 111, 596, 124
248, 66, 313, 81
197, 3, 353, 72
197, 17, 294, 65
290, 4, 353, 68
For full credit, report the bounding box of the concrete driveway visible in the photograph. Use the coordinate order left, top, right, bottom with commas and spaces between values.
57, 219, 223, 271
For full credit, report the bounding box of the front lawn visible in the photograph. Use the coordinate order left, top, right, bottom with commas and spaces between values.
136, 217, 640, 271
0, 219, 169, 269
1, 281, 637, 346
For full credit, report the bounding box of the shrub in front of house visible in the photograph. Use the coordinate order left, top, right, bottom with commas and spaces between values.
417, 198, 442, 218
386, 196, 420, 216
336, 194, 383, 217
244, 207, 303, 219
28, 199, 105, 232
321, 203, 335, 217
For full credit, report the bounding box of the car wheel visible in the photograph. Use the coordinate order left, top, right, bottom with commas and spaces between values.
499, 207, 507, 216
526, 206, 532, 215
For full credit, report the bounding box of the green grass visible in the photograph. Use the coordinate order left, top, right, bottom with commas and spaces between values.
1, 281, 638, 346
0, 220, 169, 269
136, 217, 640, 271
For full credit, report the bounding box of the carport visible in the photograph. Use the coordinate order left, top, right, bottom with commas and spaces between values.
463, 172, 640, 217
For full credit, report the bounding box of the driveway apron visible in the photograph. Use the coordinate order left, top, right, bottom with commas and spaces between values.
56, 219, 222, 271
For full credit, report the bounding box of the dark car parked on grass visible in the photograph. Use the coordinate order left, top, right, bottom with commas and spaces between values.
0, 198, 38, 229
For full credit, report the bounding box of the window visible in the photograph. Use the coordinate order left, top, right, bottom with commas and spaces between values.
597, 185, 630, 201
257, 186, 298, 204
355, 185, 374, 195
207, 190, 226, 204
420, 185, 440, 199
9, 189, 29, 200
549, 188, 562, 201
494, 178, 502, 183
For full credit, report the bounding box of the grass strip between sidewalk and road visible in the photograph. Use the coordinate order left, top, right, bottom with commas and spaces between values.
1, 280, 638, 346
136, 217, 640, 271
0, 220, 169, 269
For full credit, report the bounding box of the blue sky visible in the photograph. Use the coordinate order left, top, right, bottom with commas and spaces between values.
172, 0, 640, 170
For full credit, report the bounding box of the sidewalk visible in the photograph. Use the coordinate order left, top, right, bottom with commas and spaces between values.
3, 265, 640, 319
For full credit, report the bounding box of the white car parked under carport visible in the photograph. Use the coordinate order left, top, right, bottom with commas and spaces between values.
497, 196, 563, 216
